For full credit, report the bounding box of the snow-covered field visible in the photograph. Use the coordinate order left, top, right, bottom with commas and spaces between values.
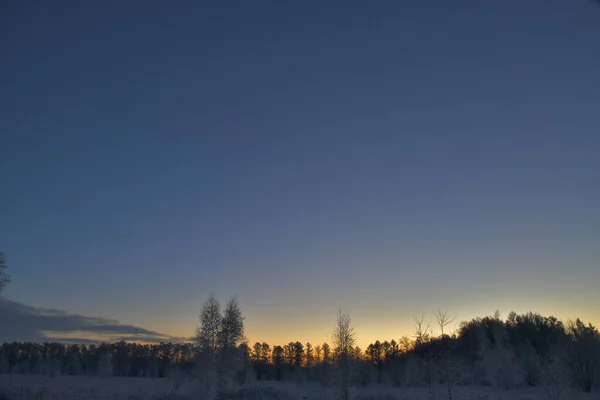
0, 374, 598, 400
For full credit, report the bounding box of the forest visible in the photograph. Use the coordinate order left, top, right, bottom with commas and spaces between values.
1, 254, 600, 399
1, 304, 599, 395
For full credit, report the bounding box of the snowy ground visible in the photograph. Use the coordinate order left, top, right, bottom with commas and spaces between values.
0, 374, 598, 400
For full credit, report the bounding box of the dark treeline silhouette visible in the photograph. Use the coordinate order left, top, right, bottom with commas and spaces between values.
0, 341, 196, 378
0, 257, 599, 395
1, 311, 599, 393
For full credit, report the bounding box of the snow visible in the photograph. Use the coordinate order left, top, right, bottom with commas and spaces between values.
1, 374, 599, 400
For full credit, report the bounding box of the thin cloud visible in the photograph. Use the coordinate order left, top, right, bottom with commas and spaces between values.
0, 297, 186, 344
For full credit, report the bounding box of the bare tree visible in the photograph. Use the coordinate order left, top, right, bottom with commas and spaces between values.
413, 314, 435, 400
218, 297, 245, 350
195, 294, 222, 362
433, 309, 458, 399
433, 309, 456, 337
215, 297, 245, 400
0, 252, 10, 294
413, 314, 431, 346
331, 309, 357, 400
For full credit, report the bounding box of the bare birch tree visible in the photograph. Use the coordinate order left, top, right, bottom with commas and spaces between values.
215, 297, 245, 400
413, 314, 436, 399
433, 309, 459, 399
195, 294, 222, 362
331, 309, 357, 400
433, 309, 456, 337
0, 252, 10, 294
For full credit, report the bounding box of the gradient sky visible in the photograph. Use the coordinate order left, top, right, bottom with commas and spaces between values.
1, 0, 599, 348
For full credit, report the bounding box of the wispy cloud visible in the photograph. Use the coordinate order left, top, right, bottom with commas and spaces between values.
0, 297, 187, 344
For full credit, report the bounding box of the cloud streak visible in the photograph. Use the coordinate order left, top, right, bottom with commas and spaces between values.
0, 297, 186, 344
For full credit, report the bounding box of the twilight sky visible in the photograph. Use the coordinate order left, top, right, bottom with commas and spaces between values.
1, 0, 599, 348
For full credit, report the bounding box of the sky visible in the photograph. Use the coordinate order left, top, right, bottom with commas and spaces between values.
1, 0, 599, 348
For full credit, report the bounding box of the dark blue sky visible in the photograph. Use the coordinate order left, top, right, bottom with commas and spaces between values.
1, 0, 599, 345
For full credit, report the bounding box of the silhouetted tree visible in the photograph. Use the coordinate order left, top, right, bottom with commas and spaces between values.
293, 341, 304, 368
353, 346, 362, 360
322, 343, 331, 365
413, 314, 437, 399
564, 319, 600, 392
398, 336, 413, 353
331, 309, 357, 400
236, 342, 252, 385
284, 342, 295, 367
366, 341, 384, 383
252, 342, 262, 363
388, 339, 399, 359
433, 309, 458, 400
272, 345, 284, 380
195, 294, 222, 363
258, 343, 268, 361
0, 252, 10, 294
215, 297, 245, 399
218, 298, 244, 349
433, 309, 456, 338
305, 342, 314, 367
315, 344, 322, 364
413, 314, 431, 350
251, 342, 271, 380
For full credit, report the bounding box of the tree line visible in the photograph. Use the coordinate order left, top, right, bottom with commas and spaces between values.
1, 253, 599, 396
0, 305, 598, 395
